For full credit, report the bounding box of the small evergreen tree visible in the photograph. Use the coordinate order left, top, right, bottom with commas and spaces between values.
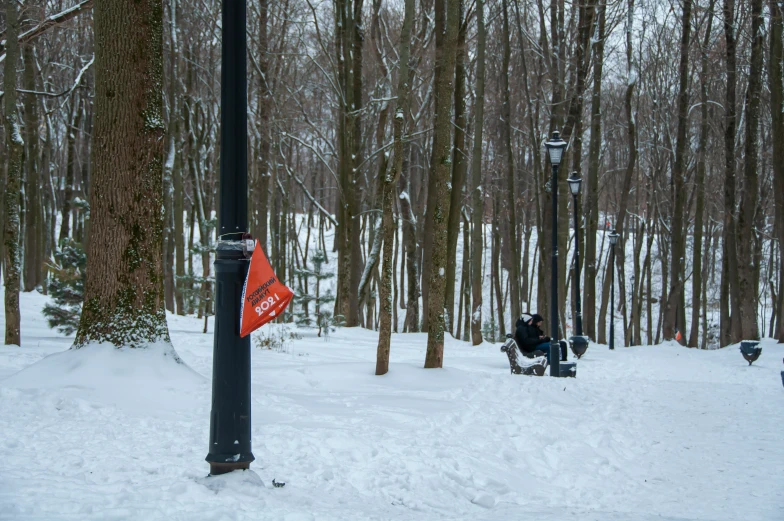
176, 219, 217, 333
293, 250, 343, 337
481, 317, 498, 344
42, 240, 87, 335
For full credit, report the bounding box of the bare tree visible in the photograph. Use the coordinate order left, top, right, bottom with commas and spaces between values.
424, 0, 460, 368
376, 0, 415, 374
469, 0, 487, 346
3, 0, 24, 346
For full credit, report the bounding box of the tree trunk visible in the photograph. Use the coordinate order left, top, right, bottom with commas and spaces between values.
400, 153, 420, 332
170, 0, 185, 316
163, 140, 176, 313
3, 0, 23, 346
424, 0, 460, 368
74, 0, 171, 348
376, 0, 413, 374
347, 0, 364, 328
721, 0, 742, 345
461, 210, 471, 340
60, 98, 83, 244
663, 0, 692, 343
736, 0, 764, 340
445, 3, 467, 337
469, 0, 486, 346
492, 194, 506, 339
770, 0, 784, 342
335, 0, 357, 325
22, 39, 42, 292
689, 0, 715, 348
255, 0, 271, 252
501, 0, 521, 324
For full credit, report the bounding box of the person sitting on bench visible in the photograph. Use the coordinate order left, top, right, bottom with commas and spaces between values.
514, 313, 567, 362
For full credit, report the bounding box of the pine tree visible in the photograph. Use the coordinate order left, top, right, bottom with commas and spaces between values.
42, 241, 87, 335
293, 250, 342, 338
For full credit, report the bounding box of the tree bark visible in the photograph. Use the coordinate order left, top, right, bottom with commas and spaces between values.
22, 37, 42, 292
770, 0, 784, 342
444, 3, 468, 337
469, 0, 487, 346
500, 0, 521, 324
721, 0, 742, 345
255, 0, 271, 253
663, 0, 692, 343
424, 0, 460, 368
74, 0, 171, 348
736, 0, 764, 340
376, 0, 413, 374
689, 0, 714, 348
60, 98, 83, 244
3, 0, 23, 346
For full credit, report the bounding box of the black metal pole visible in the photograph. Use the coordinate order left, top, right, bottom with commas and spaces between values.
572, 194, 582, 336
550, 164, 561, 377
609, 243, 615, 350
206, 0, 254, 475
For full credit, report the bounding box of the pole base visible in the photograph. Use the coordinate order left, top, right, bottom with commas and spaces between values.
209, 461, 251, 476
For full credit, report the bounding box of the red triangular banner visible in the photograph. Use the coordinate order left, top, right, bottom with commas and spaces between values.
240, 241, 294, 338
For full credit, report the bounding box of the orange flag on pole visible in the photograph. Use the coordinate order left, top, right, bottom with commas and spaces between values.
240, 241, 294, 337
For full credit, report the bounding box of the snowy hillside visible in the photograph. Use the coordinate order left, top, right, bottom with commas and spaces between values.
1, 292, 783, 521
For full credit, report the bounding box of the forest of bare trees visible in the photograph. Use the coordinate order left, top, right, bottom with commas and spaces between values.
2, 0, 783, 353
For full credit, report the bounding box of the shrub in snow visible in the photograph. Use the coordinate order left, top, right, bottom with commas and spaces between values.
42, 240, 86, 335
253, 324, 301, 353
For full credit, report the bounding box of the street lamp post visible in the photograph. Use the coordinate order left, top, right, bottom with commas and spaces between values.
544, 131, 567, 377
608, 230, 620, 351
567, 172, 589, 359
206, 0, 254, 475
567, 172, 583, 336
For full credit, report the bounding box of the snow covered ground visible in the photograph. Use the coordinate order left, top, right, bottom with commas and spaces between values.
1, 292, 783, 521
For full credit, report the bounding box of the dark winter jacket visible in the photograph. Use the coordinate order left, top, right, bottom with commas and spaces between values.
514, 314, 549, 353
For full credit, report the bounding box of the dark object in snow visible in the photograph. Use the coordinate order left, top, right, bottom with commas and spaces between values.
740, 341, 761, 366
569, 335, 589, 359
501, 336, 547, 376
557, 361, 577, 378
272, 479, 286, 488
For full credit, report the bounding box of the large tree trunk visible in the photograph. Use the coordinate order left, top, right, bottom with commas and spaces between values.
500, 0, 521, 324
424, 0, 460, 368
376, 0, 414, 375
663, 0, 692, 343
3, 0, 24, 346
770, 0, 784, 342
736, 0, 764, 340
469, 0, 487, 346
444, 3, 467, 337
689, 0, 715, 348
721, 0, 742, 345
74, 0, 171, 348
